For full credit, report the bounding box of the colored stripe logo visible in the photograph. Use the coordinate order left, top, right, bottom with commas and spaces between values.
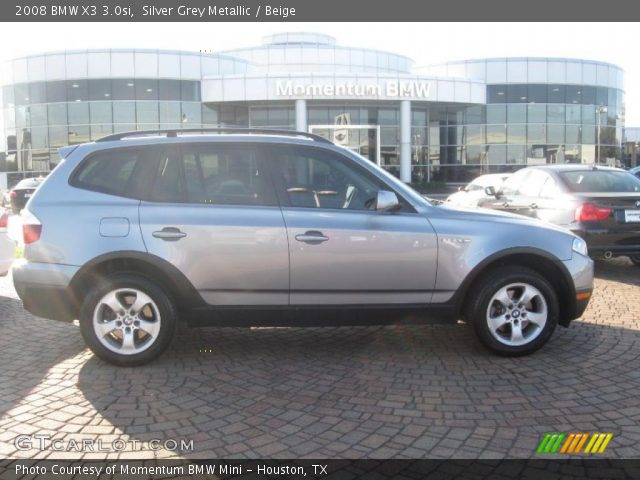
536, 432, 613, 454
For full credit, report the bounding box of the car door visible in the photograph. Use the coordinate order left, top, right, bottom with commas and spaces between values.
139, 143, 289, 306
483, 168, 530, 214
268, 144, 438, 306
507, 169, 550, 218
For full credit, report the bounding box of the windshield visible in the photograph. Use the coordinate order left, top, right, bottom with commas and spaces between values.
467, 175, 505, 191
560, 170, 640, 193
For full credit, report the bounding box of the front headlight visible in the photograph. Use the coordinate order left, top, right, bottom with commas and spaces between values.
572, 237, 588, 257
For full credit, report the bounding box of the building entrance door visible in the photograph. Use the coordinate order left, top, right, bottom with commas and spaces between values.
309, 124, 381, 166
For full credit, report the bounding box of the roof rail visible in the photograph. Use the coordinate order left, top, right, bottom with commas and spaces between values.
96, 128, 333, 144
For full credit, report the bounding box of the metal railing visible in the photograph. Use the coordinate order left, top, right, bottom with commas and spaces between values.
96, 128, 333, 144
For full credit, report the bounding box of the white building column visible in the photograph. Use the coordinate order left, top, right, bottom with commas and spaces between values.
399, 100, 412, 183
295, 99, 307, 132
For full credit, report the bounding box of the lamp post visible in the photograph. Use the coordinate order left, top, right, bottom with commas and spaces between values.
596, 105, 608, 164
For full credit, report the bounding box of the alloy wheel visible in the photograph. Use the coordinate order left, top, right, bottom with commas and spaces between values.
485, 283, 548, 347
92, 288, 161, 355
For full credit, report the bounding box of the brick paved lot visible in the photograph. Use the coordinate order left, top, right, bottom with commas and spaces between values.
0, 258, 638, 460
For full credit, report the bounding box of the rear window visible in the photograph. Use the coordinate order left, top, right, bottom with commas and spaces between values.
15, 178, 42, 189
560, 170, 640, 193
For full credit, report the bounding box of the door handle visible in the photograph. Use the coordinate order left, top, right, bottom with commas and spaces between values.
152, 227, 187, 241
295, 230, 329, 244
530, 203, 538, 209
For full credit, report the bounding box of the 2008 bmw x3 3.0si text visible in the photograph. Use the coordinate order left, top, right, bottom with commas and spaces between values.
12, 129, 594, 366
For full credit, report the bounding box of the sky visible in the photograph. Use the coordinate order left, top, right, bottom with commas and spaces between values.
0, 21, 638, 126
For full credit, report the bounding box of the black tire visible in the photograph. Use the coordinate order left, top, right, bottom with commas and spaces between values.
629, 256, 640, 267
79, 273, 177, 366
465, 266, 559, 356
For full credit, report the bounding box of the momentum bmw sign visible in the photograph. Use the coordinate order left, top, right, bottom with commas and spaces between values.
275, 80, 432, 98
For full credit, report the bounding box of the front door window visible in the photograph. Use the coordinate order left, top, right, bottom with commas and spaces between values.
309, 125, 381, 166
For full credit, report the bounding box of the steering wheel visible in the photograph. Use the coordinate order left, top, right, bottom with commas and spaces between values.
342, 184, 358, 209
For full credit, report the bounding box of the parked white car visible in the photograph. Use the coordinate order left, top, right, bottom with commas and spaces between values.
0, 209, 15, 276
446, 173, 511, 208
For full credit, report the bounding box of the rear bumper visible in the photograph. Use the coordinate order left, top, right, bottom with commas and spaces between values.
572, 225, 640, 256
586, 245, 640, 256
0, 233, 15, 276
12, 259, 79, 321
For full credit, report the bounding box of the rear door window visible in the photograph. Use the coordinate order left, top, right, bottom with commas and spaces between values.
500, 169, 529, 196
147, 143, 277, 206
539, 177, 561, 198
518, 170, 549, 197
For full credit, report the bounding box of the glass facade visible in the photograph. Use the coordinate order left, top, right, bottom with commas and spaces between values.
1, 44, 626, 182
416, 82, 624, 183
3, 79, 203, 169
196, 95, 623, 183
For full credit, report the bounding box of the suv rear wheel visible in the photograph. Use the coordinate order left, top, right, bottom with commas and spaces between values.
465, 266, 559, 356
79, 273, 177, 366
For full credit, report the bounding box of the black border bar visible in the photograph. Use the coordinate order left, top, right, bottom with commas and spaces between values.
2, 459, 640, 480
5, 0, 640, 22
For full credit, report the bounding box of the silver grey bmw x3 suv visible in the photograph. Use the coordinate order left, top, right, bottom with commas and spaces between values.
12, 129, 594, 366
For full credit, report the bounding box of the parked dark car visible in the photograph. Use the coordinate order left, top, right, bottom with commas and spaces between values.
9, 177, 44, 214
483, 165, 640, 265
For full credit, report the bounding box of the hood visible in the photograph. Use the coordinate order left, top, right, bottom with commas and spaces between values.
432, 204, 575, 236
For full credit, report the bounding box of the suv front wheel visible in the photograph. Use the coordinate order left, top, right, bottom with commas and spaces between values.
465, 266, 559, 356
79, 273, 177, 366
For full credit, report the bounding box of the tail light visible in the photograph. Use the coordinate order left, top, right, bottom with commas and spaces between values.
21, 209, 42, 244
10, 191, 16, 199
0, 210, 8, 228
575, 202, 611, 222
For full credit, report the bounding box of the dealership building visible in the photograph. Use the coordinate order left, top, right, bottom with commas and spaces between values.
0, 32, 627, 183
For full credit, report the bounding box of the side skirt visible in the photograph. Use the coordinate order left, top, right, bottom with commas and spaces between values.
182, 304, 459, 327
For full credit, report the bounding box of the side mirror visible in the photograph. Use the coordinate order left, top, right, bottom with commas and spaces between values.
484, 186, 502, 198
376, 190, 400, 212
457, 186, 465, 192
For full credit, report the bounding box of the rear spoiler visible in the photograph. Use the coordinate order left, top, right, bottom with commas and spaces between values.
58, 145, 79, 160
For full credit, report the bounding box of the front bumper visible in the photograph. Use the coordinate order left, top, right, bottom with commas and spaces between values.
12, 259, 80, 321
560, 252, 594, 324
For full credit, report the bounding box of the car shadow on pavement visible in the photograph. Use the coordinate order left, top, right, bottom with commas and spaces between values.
74, 310, 640, 459
0, 295, 85, 424
594, 257, 639, 286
